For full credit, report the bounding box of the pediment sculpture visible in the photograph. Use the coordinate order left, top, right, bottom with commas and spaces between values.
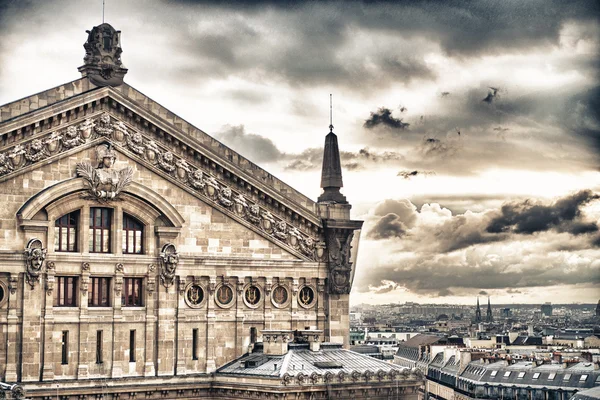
76, 144, 133, 202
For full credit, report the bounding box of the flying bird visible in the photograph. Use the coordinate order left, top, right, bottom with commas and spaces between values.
441, 92, 450, 97
400, 106, 407, 112
483, 87, 500, 104
455, 127, 461, 136
397, 170, 436, 180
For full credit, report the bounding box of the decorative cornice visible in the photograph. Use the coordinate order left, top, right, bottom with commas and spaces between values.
1, 106, 325, 261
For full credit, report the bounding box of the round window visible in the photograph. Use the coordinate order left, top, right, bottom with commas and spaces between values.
184, 283, 206, 309
215, 284, 235, 309
298, 285, 316, 309
271, 285, 290, 308
243, 284, 262, 308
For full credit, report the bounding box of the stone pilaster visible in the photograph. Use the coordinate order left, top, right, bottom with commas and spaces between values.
235, 277, 245, 358
156, 276, 176, 376
175, 277, 186, 375
77, 263, 90, 379
204, 277, 217, 373
291, 278, 299, 330
5, 274, 20, 382
21, 273, 44, 382
316, 278, 326, 333
144, 264, 156, 377
111, 263, 123, 378
41, 264, 55, 381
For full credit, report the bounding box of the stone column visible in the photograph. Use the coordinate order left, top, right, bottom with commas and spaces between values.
5, 274, 20, 382
111, 263, 123, 378
77, 262, 90, 379
144, 264, 156, 377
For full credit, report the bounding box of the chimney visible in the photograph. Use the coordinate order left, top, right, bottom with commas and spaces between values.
262, 330, 293, 356
296, 329, 324, 352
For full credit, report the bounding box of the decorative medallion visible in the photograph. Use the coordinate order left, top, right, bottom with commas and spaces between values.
243, 284, 262, 309
271, 285, 290, 309
24, 238, 46, 289
159, 243, 179, 289
76, 143, 134, 202
298, 285, 316, 309
184, 283, 206, 309
214, 283, 235, 309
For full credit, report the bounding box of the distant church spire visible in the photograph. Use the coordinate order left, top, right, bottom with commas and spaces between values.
475, 297, 482, 323
486, 297, 493, 322
596, 299, 600, 317
318, 94, 347, 204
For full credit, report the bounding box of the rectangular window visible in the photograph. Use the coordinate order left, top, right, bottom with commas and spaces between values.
580, 375, 588, 382
533, 373, 540, 379
129, 330, 136, 362
54, 276, 78, 307
88, 277, 111, 307
122, 278, 143, 307
122, 214, 143, 254
490, 371, 498, 377
518, 372, 526, 379
54, 211, 79, 252
61, 331, 69, 365
563, 374, 571, 381
548, 373, 556, 380
192, 328, 198, 360
89, 208, 111, 253
503, 371, 511, 378
96, 330, 103, 364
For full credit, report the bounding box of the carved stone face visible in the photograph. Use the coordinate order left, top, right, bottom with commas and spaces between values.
102, 156, 116, 169
165, 254, 179, 273
192, 170, 203, 181
30, 248, 44, 271
66, 126, 78, 137
132, 132, 143, 144
31, 139, 43, 152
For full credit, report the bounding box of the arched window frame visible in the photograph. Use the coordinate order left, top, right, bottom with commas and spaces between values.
54, 210, 80, 252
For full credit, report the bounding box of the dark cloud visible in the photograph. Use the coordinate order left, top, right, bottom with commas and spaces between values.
364, 107, 410, 130
368, 199, 418, 239
397, 170, 435, 179
369, 213, 411, 239
487, 190, 600, 235
214, 125, 284, 163
283, 146, 405, 171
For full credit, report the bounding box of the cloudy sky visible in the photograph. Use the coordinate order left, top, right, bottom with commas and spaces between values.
1, 0, 599, 305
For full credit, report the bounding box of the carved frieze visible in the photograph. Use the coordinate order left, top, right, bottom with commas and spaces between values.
1, 110, 322, 260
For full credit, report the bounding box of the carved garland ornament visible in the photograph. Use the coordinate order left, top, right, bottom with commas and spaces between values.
0, 111, 321, 260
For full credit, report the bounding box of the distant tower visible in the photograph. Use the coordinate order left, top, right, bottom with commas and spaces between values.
475, 297, 482, 323
541, 302, 553, 317
596, 300, 600, 317
318, 95, 347, 204
486, 297, 493, 322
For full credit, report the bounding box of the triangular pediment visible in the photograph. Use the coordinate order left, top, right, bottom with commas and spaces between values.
0, 89, 325, 261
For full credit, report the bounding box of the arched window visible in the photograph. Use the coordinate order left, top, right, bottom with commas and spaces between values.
122, 213, 143, 254
55, 211, 79, 252
89, 208, 111, 253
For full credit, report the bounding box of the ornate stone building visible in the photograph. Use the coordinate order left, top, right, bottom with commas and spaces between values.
0, 23, 423, 399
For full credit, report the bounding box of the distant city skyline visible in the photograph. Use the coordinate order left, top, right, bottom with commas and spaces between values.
1, 0, 599, 305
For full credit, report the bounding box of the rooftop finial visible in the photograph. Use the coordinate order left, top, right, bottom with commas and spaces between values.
329, 94, 333, 133
102, 0, 105, 23
79, 21, 127, 87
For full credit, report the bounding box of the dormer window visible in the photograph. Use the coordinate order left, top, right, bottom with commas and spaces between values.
90, 208, 111, 253
55, 211, 79, 252
122, 213, 143, 254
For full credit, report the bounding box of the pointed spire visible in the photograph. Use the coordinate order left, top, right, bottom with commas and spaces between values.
486, 297, 493, 322
318, 94, 347, 204
475, 297, 482, 323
